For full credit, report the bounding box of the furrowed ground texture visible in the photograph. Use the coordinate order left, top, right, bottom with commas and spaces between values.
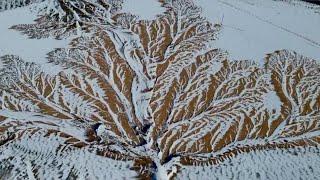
0, 0, 320, 179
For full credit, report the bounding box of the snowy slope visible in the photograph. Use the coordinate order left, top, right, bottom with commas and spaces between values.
122, 0, 165, 20
178, 147, 320, 179
197, 0, 320, 61
0, 3, 69, 74
0, 0, 320, 179
0, 130, 137, 179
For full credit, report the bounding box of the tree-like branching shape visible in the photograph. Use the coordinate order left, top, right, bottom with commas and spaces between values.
10, 0, 124, 39
0, 0, 320, 179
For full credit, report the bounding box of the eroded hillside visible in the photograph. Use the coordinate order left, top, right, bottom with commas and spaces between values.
0, 0, 320, 179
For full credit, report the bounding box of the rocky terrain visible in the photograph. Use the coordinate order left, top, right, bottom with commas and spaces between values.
0, 0, 320, 179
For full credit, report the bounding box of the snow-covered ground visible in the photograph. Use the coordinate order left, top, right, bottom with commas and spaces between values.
178, 147, 320, 179
0, 132, 137, 179
0, 4, 69, 74
0, 0, 320, 179
197, 0, 320, 62
122, 0, 165, 20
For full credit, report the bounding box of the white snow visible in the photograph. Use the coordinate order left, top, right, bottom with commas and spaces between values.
122, 0, 165, 20
0, 110, 88, 142
96, 124, 107, 136
0, 1, 320, 179
197, 0, 320, 62
0, 4, 70, 74
0, 132, 137, 179
263, 91, 282, 113
178, 147, 320, 180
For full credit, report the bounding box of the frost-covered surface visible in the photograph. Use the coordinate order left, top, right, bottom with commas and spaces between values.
178, 147, 320, 180
197, 0, 320, 61
122, 0, 165, 20
0, 132, 137, 179
0, 3, 70, 74
0, 6, 70, 72
0, 0, 320, 179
